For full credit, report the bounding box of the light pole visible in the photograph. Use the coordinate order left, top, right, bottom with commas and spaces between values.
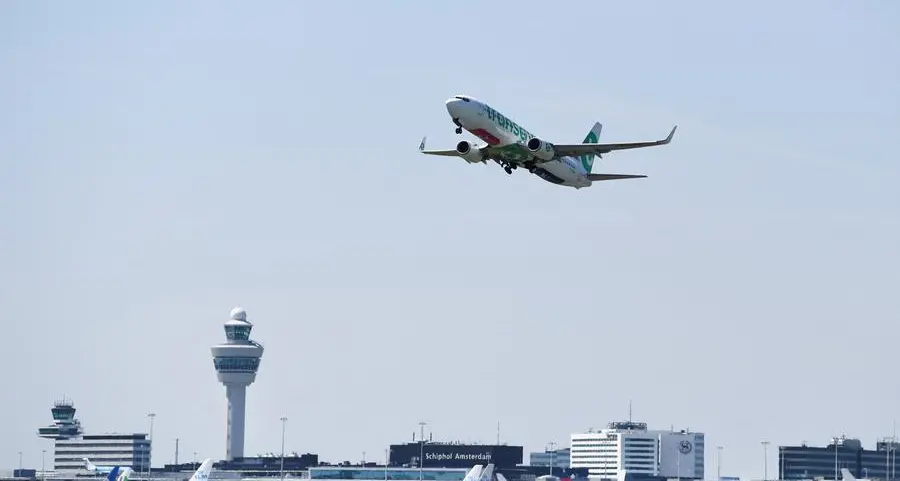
761, 441, 770, 481
147, 413, 156, 481
41, 450, 45, 481
18, 452, 22, 471
280, 417, 288, 481
548, 442, 558, 476
385, 448, 389, 481
833, 437, 840, 481
716, 446, 723, 481
418, 422, 427, 481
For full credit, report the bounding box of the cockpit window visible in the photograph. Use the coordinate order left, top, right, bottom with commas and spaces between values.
454, 95, 471, 102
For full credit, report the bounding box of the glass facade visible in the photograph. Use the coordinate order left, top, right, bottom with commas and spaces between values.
310, 468, 468, 481
225, 324, 252, 341
779, 445, 896, 480
213, 357, 261, 372
531, 449, 571, 468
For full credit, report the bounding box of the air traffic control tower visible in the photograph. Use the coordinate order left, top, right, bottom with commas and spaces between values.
211, 307, 264, 461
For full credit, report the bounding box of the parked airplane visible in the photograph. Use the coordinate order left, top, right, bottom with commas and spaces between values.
188, 458, 215, 481
96, 465, 131, 481
83, 458, 130, 476
419, 95, 677, 189
461, 464, 494, 481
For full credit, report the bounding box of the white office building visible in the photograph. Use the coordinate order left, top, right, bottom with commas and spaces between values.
53, 433, 151, 472
569, 421, 704, 480
530, 448, 571, 469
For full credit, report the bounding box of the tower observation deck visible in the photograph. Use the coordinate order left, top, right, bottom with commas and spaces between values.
37, 398, 84, 440
211, 307, 264, 461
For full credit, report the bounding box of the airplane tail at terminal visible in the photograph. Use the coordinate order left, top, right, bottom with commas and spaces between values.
189, 458, 215, 481
462, 465, 484, 481
105, 467, 120, 481
83, 458, 96, 471
496, 474, 509, 481
479, 464, 495, 481
841, 468, 856, 481
578, 122, 603, 173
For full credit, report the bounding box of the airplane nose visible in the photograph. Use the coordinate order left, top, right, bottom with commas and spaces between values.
445, 97, 463, 115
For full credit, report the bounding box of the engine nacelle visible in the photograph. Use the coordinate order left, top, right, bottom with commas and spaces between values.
526, 137, 556, 161
456, 140, 485, 163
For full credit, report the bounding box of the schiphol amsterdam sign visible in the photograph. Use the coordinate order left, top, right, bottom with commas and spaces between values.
425, 452, 493, 462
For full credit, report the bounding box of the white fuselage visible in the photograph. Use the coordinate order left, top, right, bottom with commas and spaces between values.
445, 96, 592, 188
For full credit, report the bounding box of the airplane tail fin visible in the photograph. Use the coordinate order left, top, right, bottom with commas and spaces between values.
189, 459, 215, 481
841, 468, 856, 481
479, 464, 495, 481
83, 458, 95, 471
106, 467, 120, 481
462, 465, 484, 481
579, 122, 603, 173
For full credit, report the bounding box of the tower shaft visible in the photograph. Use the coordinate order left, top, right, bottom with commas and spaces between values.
226, 383, 248, 460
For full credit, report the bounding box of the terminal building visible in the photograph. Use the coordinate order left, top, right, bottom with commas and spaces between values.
779, 435, 898, 480
569, 421, 705, 480
53, 434, 151, 472
35, 398, 151, 472
389, 441, 523, 469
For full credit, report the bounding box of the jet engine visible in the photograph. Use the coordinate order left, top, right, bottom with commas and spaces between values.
526, 137, 556, 161
456, 140, 486, 163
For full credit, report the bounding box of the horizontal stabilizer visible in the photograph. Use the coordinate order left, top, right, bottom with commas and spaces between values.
587, 174, 647, 181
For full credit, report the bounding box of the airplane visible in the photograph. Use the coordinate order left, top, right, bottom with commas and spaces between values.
463, 465, 484, 481
98, 465, 132, 481
419, 94, 677, 189
84, 458, 130, 476
188, 458, 215, 481
461, 464, 491, 481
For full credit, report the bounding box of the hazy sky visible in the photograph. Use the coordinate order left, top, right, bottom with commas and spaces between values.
2, 1, 899, 480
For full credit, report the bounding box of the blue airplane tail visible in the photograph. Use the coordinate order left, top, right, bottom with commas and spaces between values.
106, 467, 120, 481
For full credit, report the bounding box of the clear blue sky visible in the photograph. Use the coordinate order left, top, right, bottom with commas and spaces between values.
2, 1, 899, 480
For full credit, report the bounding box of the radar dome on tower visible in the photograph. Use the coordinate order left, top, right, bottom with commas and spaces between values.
230, 306, 248, 322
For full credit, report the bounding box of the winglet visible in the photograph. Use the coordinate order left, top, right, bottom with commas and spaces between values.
419, 136, 426, 151
663, 125, 677, 144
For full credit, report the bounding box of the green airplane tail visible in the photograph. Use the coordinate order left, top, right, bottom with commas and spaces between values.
579, 122, 603, 173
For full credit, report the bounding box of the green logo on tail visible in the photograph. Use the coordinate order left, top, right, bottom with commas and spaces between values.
580, 128, 600, 173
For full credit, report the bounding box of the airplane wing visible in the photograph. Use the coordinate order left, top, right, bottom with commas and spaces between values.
551, 125, 677, 157
418, 136, 490, 164
587, 174, 647, 181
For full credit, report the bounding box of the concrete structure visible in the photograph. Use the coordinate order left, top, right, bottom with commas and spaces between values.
53, 433, 150, 472
211, 307, 265, 461
569, 421, 704, 480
